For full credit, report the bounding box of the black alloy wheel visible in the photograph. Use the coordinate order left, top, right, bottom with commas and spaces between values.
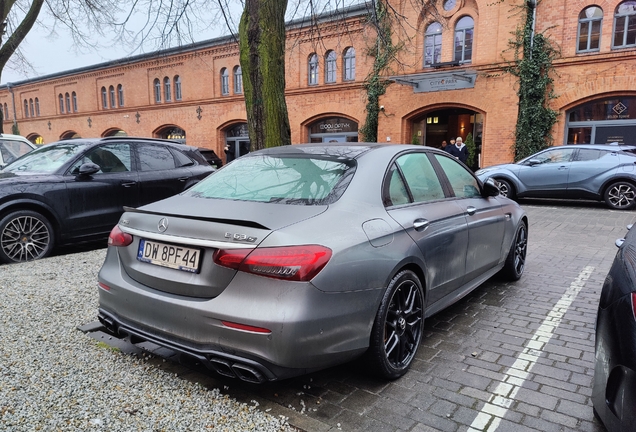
496, 178, 515, 199
367, 270, 424, 379
0, 210, 54, 263
502, 221, 527, 281
604, 181, 636, 210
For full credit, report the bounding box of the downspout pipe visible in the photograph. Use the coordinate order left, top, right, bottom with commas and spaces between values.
6, 82, 17, 132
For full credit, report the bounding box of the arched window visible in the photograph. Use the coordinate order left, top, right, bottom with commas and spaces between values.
60, 94, 65, 113
154, 78, 161, 103
221, 68, 229, 95
174, 76, 182, 101
454, 16, 474, 63
325, 51, 336, 83
4, 103, 9, 120
425, 22, 443, 66
343, 47, 356, 81
35, 98, 40, 116
65, 93, 71, 113
109, 85, 116, 108
101, 87, 107, 109
117, 84, 124, 107
308, 54, 319, 85
29, 99, 34, 117
72, 92, 78, 112
24, 99, 29, 118
233, 66, 243, 94
164, 77, 171, 102
613, 1, 636, 48
578, 6, 603, 52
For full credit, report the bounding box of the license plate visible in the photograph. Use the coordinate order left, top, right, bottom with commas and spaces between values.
137, 239, 201, 273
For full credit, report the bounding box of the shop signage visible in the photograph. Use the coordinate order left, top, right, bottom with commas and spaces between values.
390, 71, 477, 93
310, 118, 358, 134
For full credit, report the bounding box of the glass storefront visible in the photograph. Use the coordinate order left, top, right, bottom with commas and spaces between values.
309, 117, 358, 143
566, 96, 636, 144
225, 123, 250, 163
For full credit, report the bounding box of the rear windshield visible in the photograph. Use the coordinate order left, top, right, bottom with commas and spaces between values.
184, 154, 356, 205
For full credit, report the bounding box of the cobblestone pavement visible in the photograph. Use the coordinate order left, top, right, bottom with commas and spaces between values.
88, 200, 633, 432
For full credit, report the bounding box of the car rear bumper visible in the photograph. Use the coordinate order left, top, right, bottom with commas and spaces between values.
97, 247, 376, 381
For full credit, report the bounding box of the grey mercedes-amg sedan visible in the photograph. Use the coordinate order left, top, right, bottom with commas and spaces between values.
97, 143, 528, 382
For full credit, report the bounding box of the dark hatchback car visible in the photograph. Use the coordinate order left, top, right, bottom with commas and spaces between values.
475, 144, 636, 210
593, 224, 636, 432
0, 137, 214, 263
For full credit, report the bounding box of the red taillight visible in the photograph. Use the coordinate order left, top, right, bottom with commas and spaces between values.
108, 225, 133, 247
98, 282, 110, 291
213, 245, 332, 282
221, 321, 271, 334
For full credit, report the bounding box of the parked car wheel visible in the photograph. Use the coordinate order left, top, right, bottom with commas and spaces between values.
496, 178, 515, 199
366, 270, 424, 379
604, 181, 636, 210
501, 221, 527, 281
0, 210, 55, 263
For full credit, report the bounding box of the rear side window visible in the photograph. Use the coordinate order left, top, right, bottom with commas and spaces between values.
396, 153, 445, 203
574, 149, 604, 161
171, 148, 195, 167
434, 154, 481, 198
0, 139, 32, 165
185, 154, 355, 205
138, 144, 176, 171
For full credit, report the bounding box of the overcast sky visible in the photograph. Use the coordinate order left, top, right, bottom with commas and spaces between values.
1, 0, 356, 85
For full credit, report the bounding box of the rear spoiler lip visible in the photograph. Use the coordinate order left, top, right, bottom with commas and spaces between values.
122, 206, 270, 230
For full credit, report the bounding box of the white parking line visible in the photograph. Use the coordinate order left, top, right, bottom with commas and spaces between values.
467, 266, 595, 432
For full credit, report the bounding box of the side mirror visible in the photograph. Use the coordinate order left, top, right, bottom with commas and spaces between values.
483, 177, 500, 197
77, 162, 100, 176
527, 158, 541, 166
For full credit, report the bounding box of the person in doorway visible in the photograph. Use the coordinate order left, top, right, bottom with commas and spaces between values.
447, 136, 468, 163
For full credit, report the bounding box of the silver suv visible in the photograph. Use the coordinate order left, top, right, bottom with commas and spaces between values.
0, 134, 36, 168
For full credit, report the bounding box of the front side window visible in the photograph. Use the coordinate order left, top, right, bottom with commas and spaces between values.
117, 84, 124, 107
325, 51, 336, 83
425, 22, 443, 66
154, 78, 161, 103
72, 92, 77, 112
221, 68, 229, 95
454, 16, 474, 63
343, 47, 356, 81
233, 66, 243, 94
164, 77, 172, 102
434, 154, 481, 198
186, 154, 355, 205
71, 143, 132, 174
613, 1, 636, 48
0, 139, 33, 165
174, 76, 182, 100
578, 6, 603, 52
60, 94, 66, 113
23, 100, 29, 118
308, 54, 319, 85
524, 148, 576, 164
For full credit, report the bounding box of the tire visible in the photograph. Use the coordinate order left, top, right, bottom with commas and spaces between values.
501, 220, 527, 281
0, 210, 55, 263
366, 270, 424, 379
496, 178, 515, 200
604, 181, 636, 210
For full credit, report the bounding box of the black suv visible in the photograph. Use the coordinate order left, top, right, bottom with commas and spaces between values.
0, 137, 214, 263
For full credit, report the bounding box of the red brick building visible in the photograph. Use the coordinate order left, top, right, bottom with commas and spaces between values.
1, 0, 635, 167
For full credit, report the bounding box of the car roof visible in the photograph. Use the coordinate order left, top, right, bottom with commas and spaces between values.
0, 133, 35, 145
250, 142, 432, 159
553, 143, 636, 150
47, 136, 197, 151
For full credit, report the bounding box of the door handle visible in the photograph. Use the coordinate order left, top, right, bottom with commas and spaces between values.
178, 176, 188, 182
120, 181, 136, 188
558, 166, 568, 170
466, 206, 476, 216
413, 218, 429, 232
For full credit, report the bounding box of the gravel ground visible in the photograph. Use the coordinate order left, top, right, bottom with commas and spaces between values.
0, 249, 294, 431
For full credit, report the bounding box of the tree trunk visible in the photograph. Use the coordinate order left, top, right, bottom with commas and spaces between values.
239, 0, 291, 150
